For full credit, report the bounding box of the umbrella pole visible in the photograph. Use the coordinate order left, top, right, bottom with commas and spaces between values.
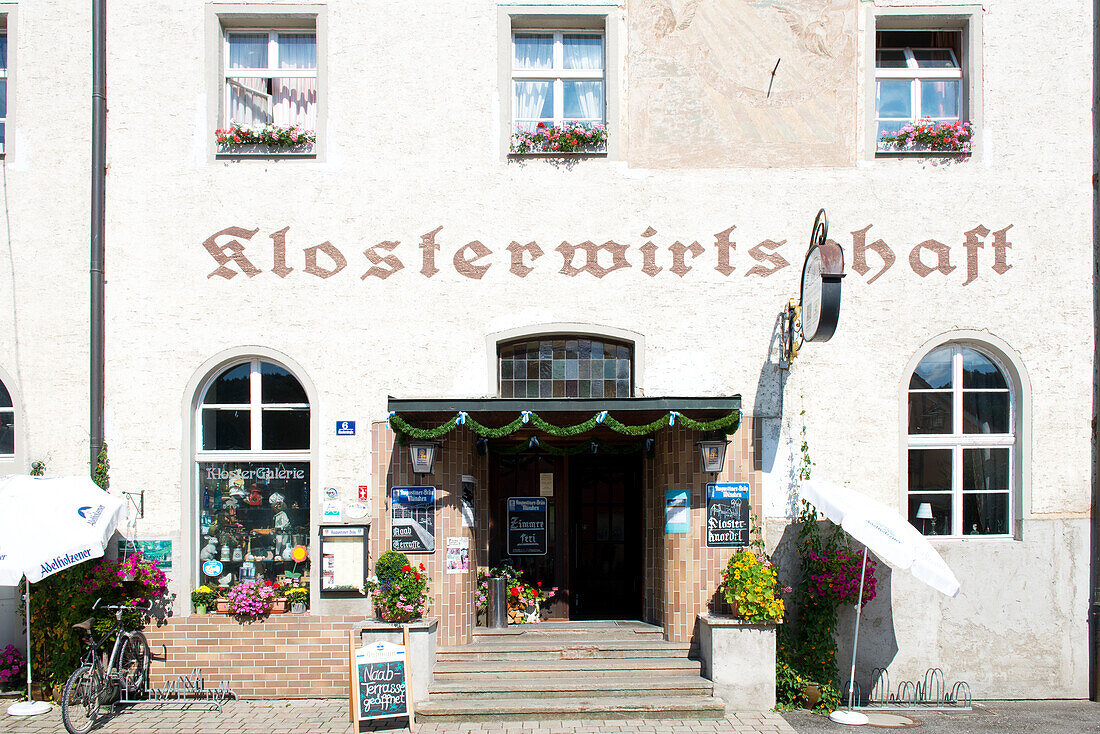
6, 579, 50, 716
829, 547, 869, 726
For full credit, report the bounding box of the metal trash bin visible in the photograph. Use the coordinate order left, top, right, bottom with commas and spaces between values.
488, 576, 506, 629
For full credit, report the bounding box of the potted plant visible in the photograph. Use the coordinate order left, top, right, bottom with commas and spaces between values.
510, 121, 607, 155
227, 580, 276, 620
190, 585, 217, 615
285, 587, 309, 613
215, 122, 316, 154
878, 118, 972, 154
0, 644, 25, 692
718, 549, 788, 624
367, 551, 429, 623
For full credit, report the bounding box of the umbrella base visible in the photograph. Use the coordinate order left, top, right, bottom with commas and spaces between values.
7, 700, 51, 717
829, 709, 869, 726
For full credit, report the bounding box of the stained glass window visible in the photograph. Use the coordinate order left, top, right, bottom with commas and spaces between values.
498, 337, 633, 398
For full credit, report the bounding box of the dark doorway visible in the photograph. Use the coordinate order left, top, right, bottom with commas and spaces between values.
489, 450, 644, 620
568, 454, 643, 620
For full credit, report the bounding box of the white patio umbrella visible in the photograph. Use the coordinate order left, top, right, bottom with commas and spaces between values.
798, 479, 961, 726
0, 475, 125, 717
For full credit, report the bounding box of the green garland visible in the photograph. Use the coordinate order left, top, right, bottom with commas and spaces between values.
387, 408, 740, 441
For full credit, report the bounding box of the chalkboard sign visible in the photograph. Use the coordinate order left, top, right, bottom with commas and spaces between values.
507, 496, 547, 555
706, 482, 750, 547
349, 632, 415, 730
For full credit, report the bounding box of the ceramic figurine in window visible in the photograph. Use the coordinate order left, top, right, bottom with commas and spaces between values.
232, 546, 244, 562
229, 472, 247, 499
217, 572, 233, 587
220, 544, 231, 561
200, 536, 219, 561
245, 483, 264, 506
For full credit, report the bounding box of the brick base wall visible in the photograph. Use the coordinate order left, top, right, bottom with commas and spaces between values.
143, 614, 365, 699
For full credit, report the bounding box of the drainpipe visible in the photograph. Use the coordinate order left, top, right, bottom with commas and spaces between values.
89, 0, 106, 473
1091, 0, 1100, 702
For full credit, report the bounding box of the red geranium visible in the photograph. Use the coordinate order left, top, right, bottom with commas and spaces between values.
402, 564, 411, 572
510, 587, 520, 597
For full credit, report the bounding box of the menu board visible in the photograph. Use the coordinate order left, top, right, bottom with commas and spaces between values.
507, 497, 547, 556
349, 633, 415, 729
705, 482, 750, 547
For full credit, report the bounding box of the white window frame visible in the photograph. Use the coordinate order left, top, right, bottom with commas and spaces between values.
510, 30, 606, 130
875, 42, 963, 143
864, 5, 983, 160
907, 344, 1015, 538
0, 381, 13, 461
196, 358, 311, 462
0, 29, 8, 154
222, 29, 316, 131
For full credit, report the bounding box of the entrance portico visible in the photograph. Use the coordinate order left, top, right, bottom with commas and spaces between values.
371, 397, 759, 646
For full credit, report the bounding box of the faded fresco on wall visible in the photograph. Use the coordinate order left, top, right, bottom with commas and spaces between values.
627, 0, 857, 167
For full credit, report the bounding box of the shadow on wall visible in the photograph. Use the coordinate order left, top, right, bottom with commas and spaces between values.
771, 523, 900, 705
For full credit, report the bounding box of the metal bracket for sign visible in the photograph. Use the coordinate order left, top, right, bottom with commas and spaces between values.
122, 489, 145, 519
781, 208, 844, 369
859, 667, 973, 711
780, 299, 802, 369
120, 668, 237, 712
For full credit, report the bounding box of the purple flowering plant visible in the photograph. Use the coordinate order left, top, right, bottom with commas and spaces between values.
227, 580, 276, 620
0, 644, 25, 690
81, 552, 169, 633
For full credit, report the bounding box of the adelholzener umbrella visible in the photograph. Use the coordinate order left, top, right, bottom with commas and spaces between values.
0, 475, 126, 717
798, 479, 961, 726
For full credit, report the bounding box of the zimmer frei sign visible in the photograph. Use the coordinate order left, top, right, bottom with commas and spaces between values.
200, 223, 1014, 286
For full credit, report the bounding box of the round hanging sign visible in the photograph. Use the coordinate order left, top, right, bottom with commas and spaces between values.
344, 501, 369, 519
799, 209, 846, 342
202, 560, 224, 577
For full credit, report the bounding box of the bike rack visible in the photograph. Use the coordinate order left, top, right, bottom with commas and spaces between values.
120, 669, 238, 713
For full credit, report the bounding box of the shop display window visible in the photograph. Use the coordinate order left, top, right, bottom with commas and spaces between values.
198, 462, 310, 586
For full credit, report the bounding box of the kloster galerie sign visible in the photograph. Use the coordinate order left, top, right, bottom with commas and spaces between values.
202, 223, 1014, 286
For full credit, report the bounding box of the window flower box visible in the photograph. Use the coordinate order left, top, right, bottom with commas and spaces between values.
878, 119, 972, 155
215, 123, 316, 156
510, 122, 607, 155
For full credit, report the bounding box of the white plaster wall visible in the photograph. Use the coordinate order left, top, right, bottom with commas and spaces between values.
0, 0, 1089, 696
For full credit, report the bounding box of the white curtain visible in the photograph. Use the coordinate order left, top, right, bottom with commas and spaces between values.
564, 81, 603, 121
273, 78, 317, 129
228, 77, 270, 125
513, 81, 551, 131
228, 33, 267, 69
513, 34, 552, 69
563, 34, 602, 70
278, 34, 316, 69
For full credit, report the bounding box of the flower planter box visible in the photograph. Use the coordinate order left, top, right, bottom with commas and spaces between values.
270, 599, 288, 614
876, 142, 970, 155
696, 613, 779, 712
215, 600, 229, 614
217, 142, 314, 156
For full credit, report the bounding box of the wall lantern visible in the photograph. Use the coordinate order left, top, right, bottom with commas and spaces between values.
408, 441, 440, 475
696, 438, 728, 474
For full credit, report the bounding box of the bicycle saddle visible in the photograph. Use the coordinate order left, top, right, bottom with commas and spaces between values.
72, 618, 95, 632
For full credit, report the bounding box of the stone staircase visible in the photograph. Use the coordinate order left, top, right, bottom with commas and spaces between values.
416, 621, 726, 721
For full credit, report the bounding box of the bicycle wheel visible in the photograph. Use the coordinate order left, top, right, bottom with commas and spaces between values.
61, 664, 101, 734
118, 630, 151, 699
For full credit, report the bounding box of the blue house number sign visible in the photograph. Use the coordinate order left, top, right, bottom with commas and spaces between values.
336, 421, 356, 436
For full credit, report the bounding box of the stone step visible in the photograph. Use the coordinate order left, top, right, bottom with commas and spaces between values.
414, 695, 727, 721
472, 621, 665, 642
429, 675, 712, 699
436, 640, 693, 662
432, 656, 702, 678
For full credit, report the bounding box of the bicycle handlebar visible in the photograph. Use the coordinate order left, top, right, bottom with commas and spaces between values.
90, 598, 154, 613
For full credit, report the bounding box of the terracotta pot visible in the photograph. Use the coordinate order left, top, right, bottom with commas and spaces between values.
801, 682, 822, 709
270, 599, 288, 614
215, 599, 229, 614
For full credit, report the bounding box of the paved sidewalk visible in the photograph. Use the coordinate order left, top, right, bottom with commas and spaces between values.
0, 698, 798, 734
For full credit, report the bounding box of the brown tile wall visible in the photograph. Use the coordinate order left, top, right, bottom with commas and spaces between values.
371, 422, 487, 646
643, 418, 762, 642
143, 614, 364, 699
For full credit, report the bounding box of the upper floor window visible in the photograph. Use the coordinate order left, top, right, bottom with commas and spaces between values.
0, 380, 13, 457
498, 337, 632, 398
220, 29, 316, 148
907, 344, 1013, 537
199, 360, 309, 452
876, 30, 968, 152
510, 30, 606, 153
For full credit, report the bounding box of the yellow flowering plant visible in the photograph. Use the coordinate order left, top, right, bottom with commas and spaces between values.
719, 550, 788, 624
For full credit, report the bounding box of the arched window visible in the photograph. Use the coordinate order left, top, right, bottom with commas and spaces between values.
195, 359, 311, 587
907, 343, 1014, 536
0, 380, 13, 459
498, 336, 634, 398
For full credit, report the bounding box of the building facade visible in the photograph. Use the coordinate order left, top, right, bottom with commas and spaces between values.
0, 0, 1092, 699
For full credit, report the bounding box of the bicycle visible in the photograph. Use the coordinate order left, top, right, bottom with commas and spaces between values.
60, 599, 152, 734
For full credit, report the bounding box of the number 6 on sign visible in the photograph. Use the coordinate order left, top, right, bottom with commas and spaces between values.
348, 629, 416, 731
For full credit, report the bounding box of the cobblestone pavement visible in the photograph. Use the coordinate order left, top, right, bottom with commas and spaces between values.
0, 699, 797, 734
